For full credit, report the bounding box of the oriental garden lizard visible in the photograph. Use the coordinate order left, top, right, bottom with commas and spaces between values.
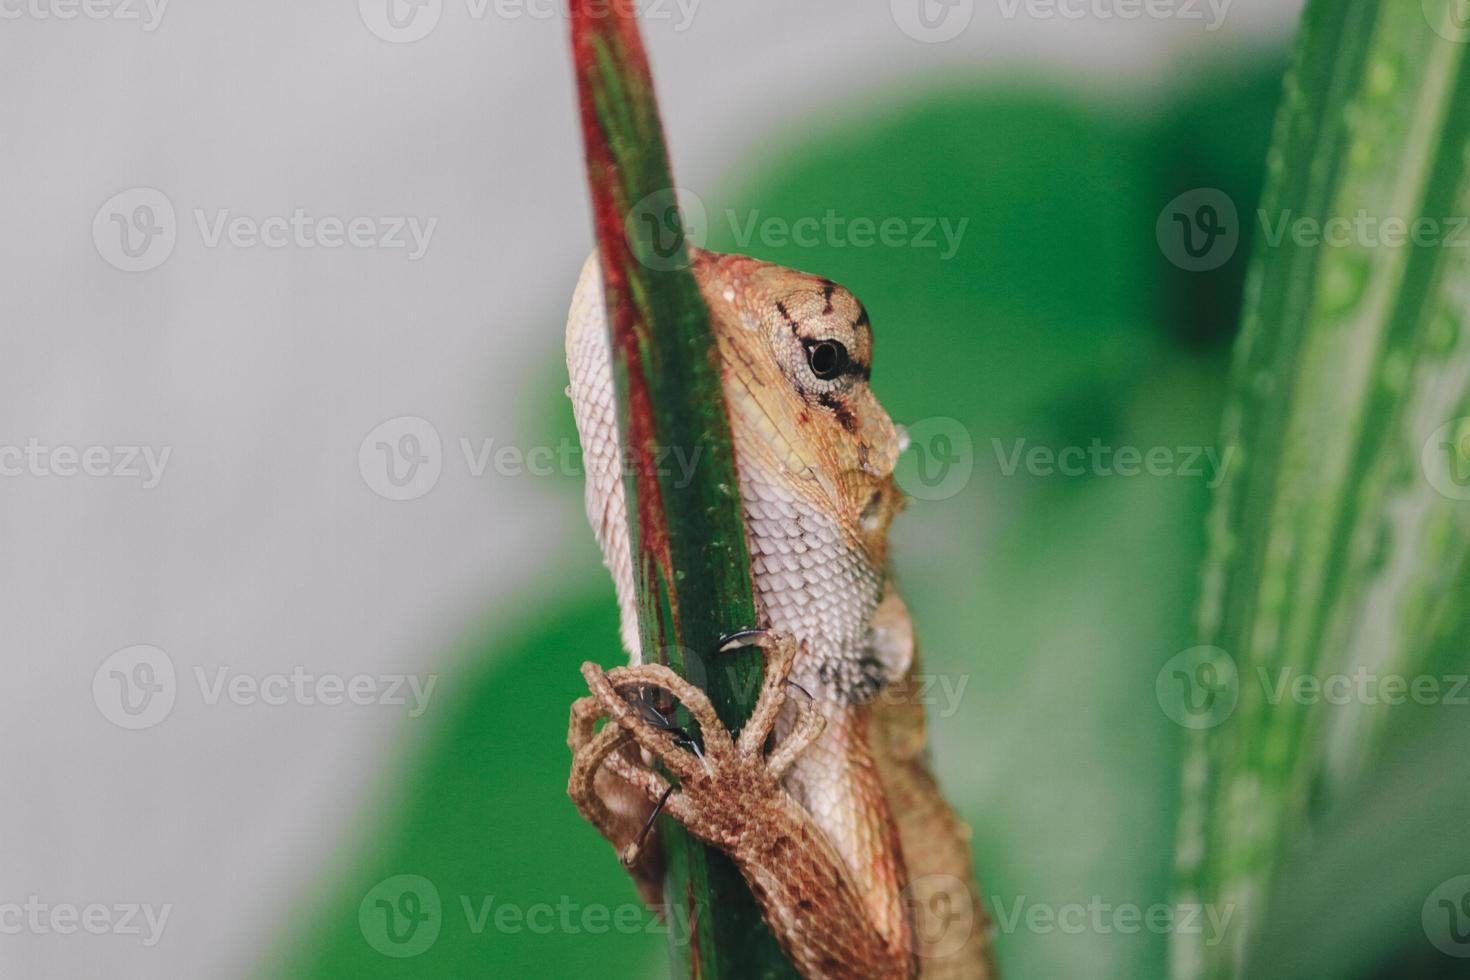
564, 247, 996, 979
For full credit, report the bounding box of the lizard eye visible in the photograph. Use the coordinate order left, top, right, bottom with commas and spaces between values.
806, 340, 849, 381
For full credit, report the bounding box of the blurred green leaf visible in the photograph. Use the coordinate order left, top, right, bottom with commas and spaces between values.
278, 597, 662, 979
1172, 3, 1470, 977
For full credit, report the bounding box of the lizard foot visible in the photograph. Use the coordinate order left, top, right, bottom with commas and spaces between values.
567, 630, 825, 858
568, 634, 923, 979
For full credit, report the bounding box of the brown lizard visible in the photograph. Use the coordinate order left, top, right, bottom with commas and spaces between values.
564, 247, 996, 979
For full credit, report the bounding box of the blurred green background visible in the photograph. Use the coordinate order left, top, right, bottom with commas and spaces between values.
276, 52, 1290, 980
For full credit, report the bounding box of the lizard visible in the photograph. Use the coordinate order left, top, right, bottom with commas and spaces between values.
564, 246, 997, 980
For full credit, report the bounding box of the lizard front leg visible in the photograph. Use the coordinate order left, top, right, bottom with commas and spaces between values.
567, 631, 918, 980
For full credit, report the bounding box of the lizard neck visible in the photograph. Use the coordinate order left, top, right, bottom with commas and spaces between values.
737, 455, 896, 705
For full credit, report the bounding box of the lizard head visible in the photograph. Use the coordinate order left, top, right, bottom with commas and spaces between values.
692, 249, 905, 567
567, 248, 908, 695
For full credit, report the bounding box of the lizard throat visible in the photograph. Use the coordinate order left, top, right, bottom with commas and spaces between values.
739, 459, 892, 704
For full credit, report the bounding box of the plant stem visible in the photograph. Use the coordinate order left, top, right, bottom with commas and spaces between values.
567, 5, 800, 977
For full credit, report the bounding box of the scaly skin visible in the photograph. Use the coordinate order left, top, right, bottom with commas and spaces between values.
565, 248, 996, 979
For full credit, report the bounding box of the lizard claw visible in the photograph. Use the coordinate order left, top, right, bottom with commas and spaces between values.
567, 634, 825, 850
716, 628, 769, 653
714, 630, 825, 762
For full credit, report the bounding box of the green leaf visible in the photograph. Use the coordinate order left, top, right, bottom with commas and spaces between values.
566, 4, 797, 977
1172, 3, 1470, 977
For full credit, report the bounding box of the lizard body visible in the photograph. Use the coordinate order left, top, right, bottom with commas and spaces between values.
565, 248, 995, 979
